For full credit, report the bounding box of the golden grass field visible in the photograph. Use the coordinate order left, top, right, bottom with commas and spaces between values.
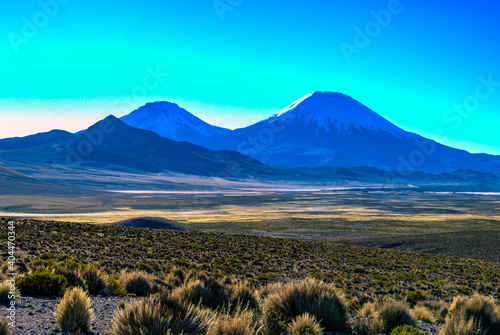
1, 191, 498, 232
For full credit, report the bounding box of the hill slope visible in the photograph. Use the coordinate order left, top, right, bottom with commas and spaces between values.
0, 164, 87, 195
0, 116, 276, 178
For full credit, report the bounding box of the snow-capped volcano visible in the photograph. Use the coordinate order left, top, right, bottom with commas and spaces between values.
120, 101, 230, 145
206, 91, 500, 172
273, 91, 410, 138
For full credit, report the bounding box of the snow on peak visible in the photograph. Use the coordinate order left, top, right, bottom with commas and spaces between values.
274, 91, 409, 137
120, 101, 229, 141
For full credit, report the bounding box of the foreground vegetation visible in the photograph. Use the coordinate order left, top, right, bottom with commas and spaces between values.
0, 218, 499, 334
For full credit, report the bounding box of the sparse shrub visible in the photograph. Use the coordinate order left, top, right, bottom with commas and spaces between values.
62, 258, 85, 271
111, 293, 211, 335
16, 271, 67, 297
374, 298, 415, 334
31, 259, 52, 269
172, 279, 230, 310
135, 263, 154, 273
440, 294, 500, 335
173, 259, 191, 268
389, 324, 427, 335
207, 310, 258, 335
81, 266, 107, 296
56, 254, 71, 262
288, 313, 324, 335
406, 290, 427, 307
120, 271, 153, 297
0, 319, 8, 335
411, 304, 436, 323
0, 281, 11, 302
261, 278, 349, 334
40, 252, 54, 259
54, 287, 94, 333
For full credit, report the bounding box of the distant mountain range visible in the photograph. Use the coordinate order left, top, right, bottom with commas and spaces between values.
122, 91, 500, 173
0, 116, 276, 178
1, 91, 499, 180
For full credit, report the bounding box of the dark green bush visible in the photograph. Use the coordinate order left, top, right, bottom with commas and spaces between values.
389, 324, 426, 335
40, 252, 54, 260
16, 271, 67, 297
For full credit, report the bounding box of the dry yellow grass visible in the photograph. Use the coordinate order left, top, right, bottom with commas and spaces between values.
53, 287, 94, 333
207, 310, 258, 335
288, 313, 324, 335
440, 294, 500, 335
411, 305, 437, 324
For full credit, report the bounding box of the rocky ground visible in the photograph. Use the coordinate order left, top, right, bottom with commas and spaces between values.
1, 296, 136, 335
1, 296, 442, 335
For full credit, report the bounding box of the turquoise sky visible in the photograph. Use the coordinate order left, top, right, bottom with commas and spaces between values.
1, 0, 499, 154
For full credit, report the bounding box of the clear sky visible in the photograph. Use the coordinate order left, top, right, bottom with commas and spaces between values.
1, 0, 499, 154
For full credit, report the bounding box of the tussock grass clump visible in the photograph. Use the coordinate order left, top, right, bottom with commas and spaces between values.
172, 279, 230, 310
54, 287, 94, 333
120, 271, 153, 297
52, 266, 86, 290
288, 313, 324, 335
111, 293, 211, 335
106, 274, 127, 297
261, 278, 349, 334
164, 267, 186, 289
440, 294, 500, 335
374, 298, 415, 334
16, 271, 67, 297
0, 281, 11, 302
256, 282, 281, 301
230, 283, 259, 311
354, 301, 376, 335
81, 266, 107, 296
411, 304, 436, 323
207, 310, 258, 335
